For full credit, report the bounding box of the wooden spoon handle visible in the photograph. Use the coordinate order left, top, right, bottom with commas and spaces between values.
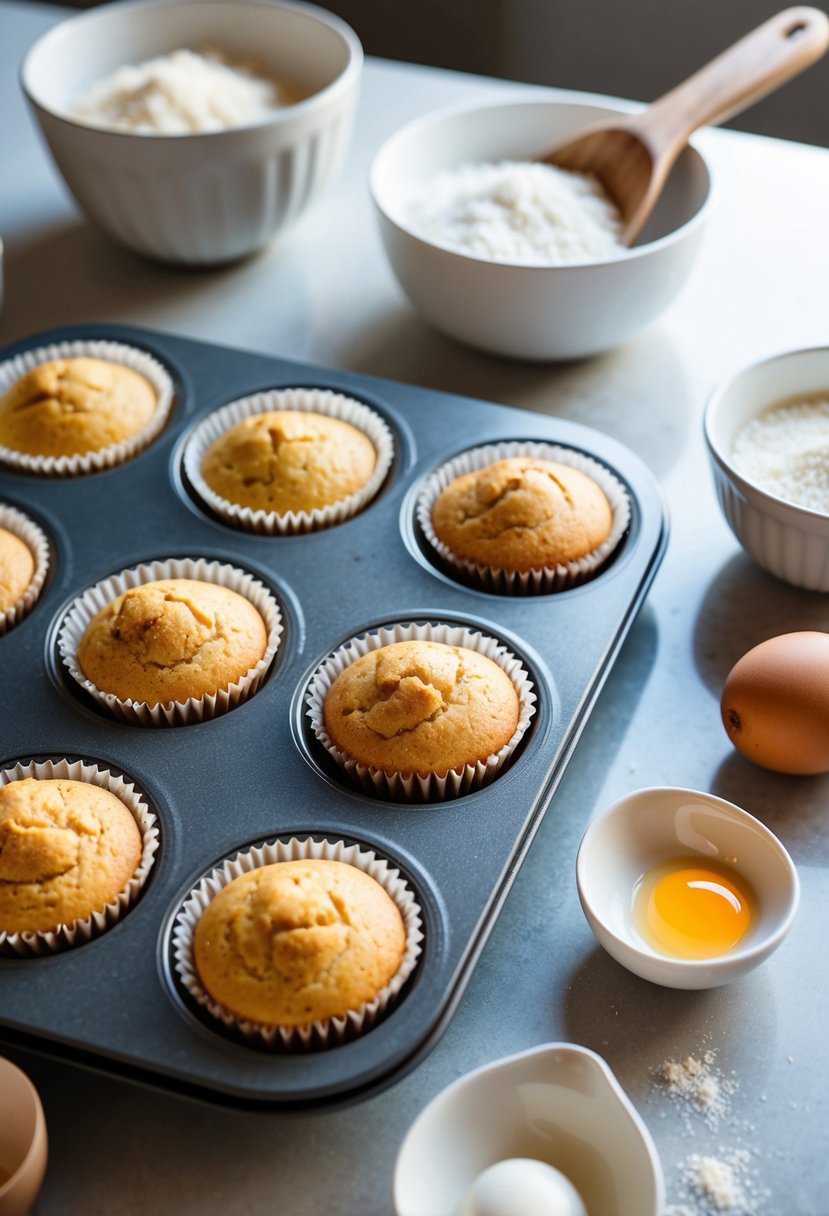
638, 7, 829, 151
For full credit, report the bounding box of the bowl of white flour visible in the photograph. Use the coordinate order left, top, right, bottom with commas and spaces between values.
370, 93, 712, 360
705, 346, 829, 591
21, 0, 363, 265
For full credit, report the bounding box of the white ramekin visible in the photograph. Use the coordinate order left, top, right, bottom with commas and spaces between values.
704, 346, 829, 591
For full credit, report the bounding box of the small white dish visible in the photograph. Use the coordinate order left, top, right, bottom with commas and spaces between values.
0, 1057, 48, 1216
393, 1042, 664, 1216
704, 345, 829, 591
370, 94, 712, 360
576, 786, 799, 989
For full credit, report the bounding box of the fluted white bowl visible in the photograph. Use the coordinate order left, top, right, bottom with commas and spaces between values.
21, 0, 362, 265
705, 346, 829, 591
370, 94, 712, 360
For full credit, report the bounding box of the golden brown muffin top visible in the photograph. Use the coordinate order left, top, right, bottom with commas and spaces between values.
194, 859, 406, 1026
0, 357, 157, 458
0, 526, 35, 613
76, 578, 267, 707
323, 640, 520, 777
0, 778, 142, 935
431, 457, 613, 573
200, 410, 377, 514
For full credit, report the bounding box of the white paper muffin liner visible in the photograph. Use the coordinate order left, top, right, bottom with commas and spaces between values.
307, 621, 537, 801
0, 503, 50, 636
182, 386, 395, 534
0, 339, 175, 476
57, 557, 283, 726
0, 758, 160, 957
172, 835, 424, 1050
416, 441, 631, 594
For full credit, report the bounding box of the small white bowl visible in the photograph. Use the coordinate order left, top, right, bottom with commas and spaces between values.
393, 1042, 664, 1216
0, 1057, 48, 1216
704, 346, 829, 591
21, 0, 362, 265
370, 94, 712, 360
576, 786, 799, 990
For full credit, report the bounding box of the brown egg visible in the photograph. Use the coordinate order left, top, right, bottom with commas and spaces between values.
721, 631, 829, 774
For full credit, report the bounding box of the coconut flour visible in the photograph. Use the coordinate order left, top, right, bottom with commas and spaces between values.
731, 394, 829, 513
74, 48, 297, 134
405, 160, 625, 265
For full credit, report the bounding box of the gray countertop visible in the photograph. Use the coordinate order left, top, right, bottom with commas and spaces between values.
2, 4, 829, 1213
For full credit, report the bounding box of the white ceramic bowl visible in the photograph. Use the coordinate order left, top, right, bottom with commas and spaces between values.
705, 346, 829, 590
393, 1042, 664, 1216
576, 786, 799, 990
370, 94, 712, 361
21, 0, 362, 265
0, 1057, 48, 1216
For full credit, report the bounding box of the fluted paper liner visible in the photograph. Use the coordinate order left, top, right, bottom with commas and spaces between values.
172, 835, 424, 1050
307, 621, 537, 801
0, 503, 50, 635
0, 339, 175, 476
416, 441, 631, 594
0, 758, 159, 957
182, 387, 395, 534
57, 557, 283, 726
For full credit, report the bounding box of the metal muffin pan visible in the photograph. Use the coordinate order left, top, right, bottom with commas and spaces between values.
0, 324, 668, 1110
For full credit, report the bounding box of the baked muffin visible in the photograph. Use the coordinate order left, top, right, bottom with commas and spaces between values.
76, 578, 267, 706
0, 526, 35, 613
323, 639, 520, 777
200, 410, 377, 514
194, 859, 406, 1026
0, 356, 157, 458
431, 456, 613, 573
0, 777, 143, 934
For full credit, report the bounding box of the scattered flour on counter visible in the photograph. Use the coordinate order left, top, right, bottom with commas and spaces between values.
655, 1051, 736, 1128
405, 160, 625, 265
679, 1149, 759, 1215
650, 1048, 772, 1216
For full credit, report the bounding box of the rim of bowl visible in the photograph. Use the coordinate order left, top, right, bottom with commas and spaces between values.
0, 1056, 47, 1196
704, 344, 829, 524
393, 1041, 664, 1212
20, 0, 363, 140
369, 89, 715, 271
576, 785, 801, 977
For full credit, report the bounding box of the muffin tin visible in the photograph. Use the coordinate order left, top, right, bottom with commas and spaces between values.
0, 324, 668, 1109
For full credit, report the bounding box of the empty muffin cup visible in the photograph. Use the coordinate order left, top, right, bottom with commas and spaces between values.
171, 834, 424, 1049
57, 556, 283, 725
0, 503, 50, 636
182, 386, 395, 533
0, 338, 175, 476
416, 441, 631, 593
306, 620, 537, 801
0, 757, 159, 957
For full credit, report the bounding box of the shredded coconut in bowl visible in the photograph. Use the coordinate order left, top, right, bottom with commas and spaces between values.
73, 48, 299, 134
404, 160, 626, 266
731, 395, 829, 513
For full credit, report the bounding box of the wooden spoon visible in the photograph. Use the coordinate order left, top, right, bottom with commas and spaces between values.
546, 7, 829, 245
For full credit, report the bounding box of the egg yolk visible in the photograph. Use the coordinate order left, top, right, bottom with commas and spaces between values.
633, 858, 754, 959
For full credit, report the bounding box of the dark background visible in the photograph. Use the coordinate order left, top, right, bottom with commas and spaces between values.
29, 0, 829, 146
